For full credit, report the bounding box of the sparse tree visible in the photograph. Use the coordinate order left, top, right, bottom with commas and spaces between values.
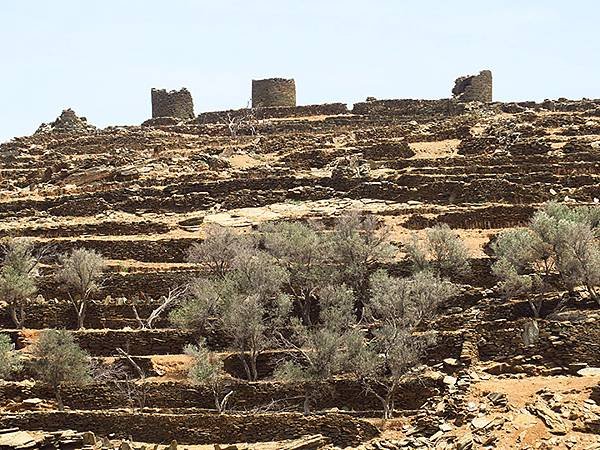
187, 225, 253, 279
185, 340, 233, 413
222, 102, 259, 138
0, 333, 21, 379
492, 203, 600, 316
0, 238, 39, 328
132, 286, 187, 330
406, 224, 470, 277
262, 221, 334, 325
56, 248, 106, 329
330, 212, 397, 311
274, 284, 360, 413
172, 246, 290, 381
93, 348, 150, 412
31, 329, 91, 411
349, 270, 457, 419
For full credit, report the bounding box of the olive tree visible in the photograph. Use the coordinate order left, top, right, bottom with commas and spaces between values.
350, 270, 457, 419
185, 339, 232, 413
187, 225, 253, 279
56, 248, 106, 329
0, 238, 39, 328
406, 224, 470, 277
31, 329, 91, 410
0, 333, 21, 379
330, 212, 397, 311
262, 221, 334, 325
274, 284, 360, 412
492, 203, 600, 316
172, 245, 290, 381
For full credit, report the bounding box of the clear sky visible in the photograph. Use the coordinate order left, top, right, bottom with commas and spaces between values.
1, 0, 599, 142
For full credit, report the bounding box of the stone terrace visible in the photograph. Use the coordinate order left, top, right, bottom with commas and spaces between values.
1, 97, 599, 448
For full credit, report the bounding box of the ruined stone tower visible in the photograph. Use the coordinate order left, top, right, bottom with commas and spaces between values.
452, 70, 493, 103
151, 88, 195, 119
252, 78, 296, 108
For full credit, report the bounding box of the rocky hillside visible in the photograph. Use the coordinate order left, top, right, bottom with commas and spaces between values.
0, 98, 599, 449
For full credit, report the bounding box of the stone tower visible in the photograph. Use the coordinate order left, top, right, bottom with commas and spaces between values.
452, 70, 493, 103
251, 78, 296, 108
151, 88, 195, 119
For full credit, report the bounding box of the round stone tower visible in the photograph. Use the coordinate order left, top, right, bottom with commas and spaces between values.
251, 78, 296, 108
151, 88, 195, 119
452, 70, 493, 103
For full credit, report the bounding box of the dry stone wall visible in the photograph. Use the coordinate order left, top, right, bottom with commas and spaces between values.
352, 99, 467, 117
197, 103, 348, 123
151, 88, 195, 119
0, 376, 442, 412
0, 411, 379, 447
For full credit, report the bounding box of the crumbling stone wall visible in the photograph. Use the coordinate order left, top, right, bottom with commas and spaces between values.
252, 78, 296, 108
0, 376, 442, 413
151, 88, 195, 119
197, 103, 348, 123
0, 411, 379, 447
352, 99, 466, 116
452, 70, 493, 103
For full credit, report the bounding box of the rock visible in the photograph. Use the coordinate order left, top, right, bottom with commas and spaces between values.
522, 319, 540, 346
0, 429, 20, 435
82, 431, 97, 446
568, 362, 589, 374
120, 441, 133, 450
443, 358, 460, 367
486, 392, 508, 407
439, 422, 453, 432
484, 362, 511, 375
35, 108, 96, 134
456, 433, 474, 450
528, 400, 568, 434
281, 435, 329, 450
577, 367, 600, 376
443, 375, 457, 386
329, 154, 370, 179
21, 398, 42, 407
0, 431, 37, 449
471, 416, 493, 429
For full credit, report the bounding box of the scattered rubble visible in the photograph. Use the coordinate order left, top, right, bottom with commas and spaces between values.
35, 109, 96, 134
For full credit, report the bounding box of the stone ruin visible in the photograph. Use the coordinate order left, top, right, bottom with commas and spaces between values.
251, 78, 296, 108
35, 108, 96, 134
151, 88, 195, 119
452, 69, 493, 103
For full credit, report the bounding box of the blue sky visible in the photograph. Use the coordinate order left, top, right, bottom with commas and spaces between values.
1, 1, 599, 142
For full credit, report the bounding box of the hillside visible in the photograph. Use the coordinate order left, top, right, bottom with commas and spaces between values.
1, 97, 599, 450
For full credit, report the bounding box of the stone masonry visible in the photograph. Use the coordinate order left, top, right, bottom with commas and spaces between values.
252, 78, 296, 108
151, 88, 195, 119
35, 109, 96, 134
452, 70, 493, 103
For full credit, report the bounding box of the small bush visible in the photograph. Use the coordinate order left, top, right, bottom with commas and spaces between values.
31, 329, 91, 410
0, 238, 39, 328
0, 333, 21, 379
406, 224, 470, 277
185, 340, 232, 413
